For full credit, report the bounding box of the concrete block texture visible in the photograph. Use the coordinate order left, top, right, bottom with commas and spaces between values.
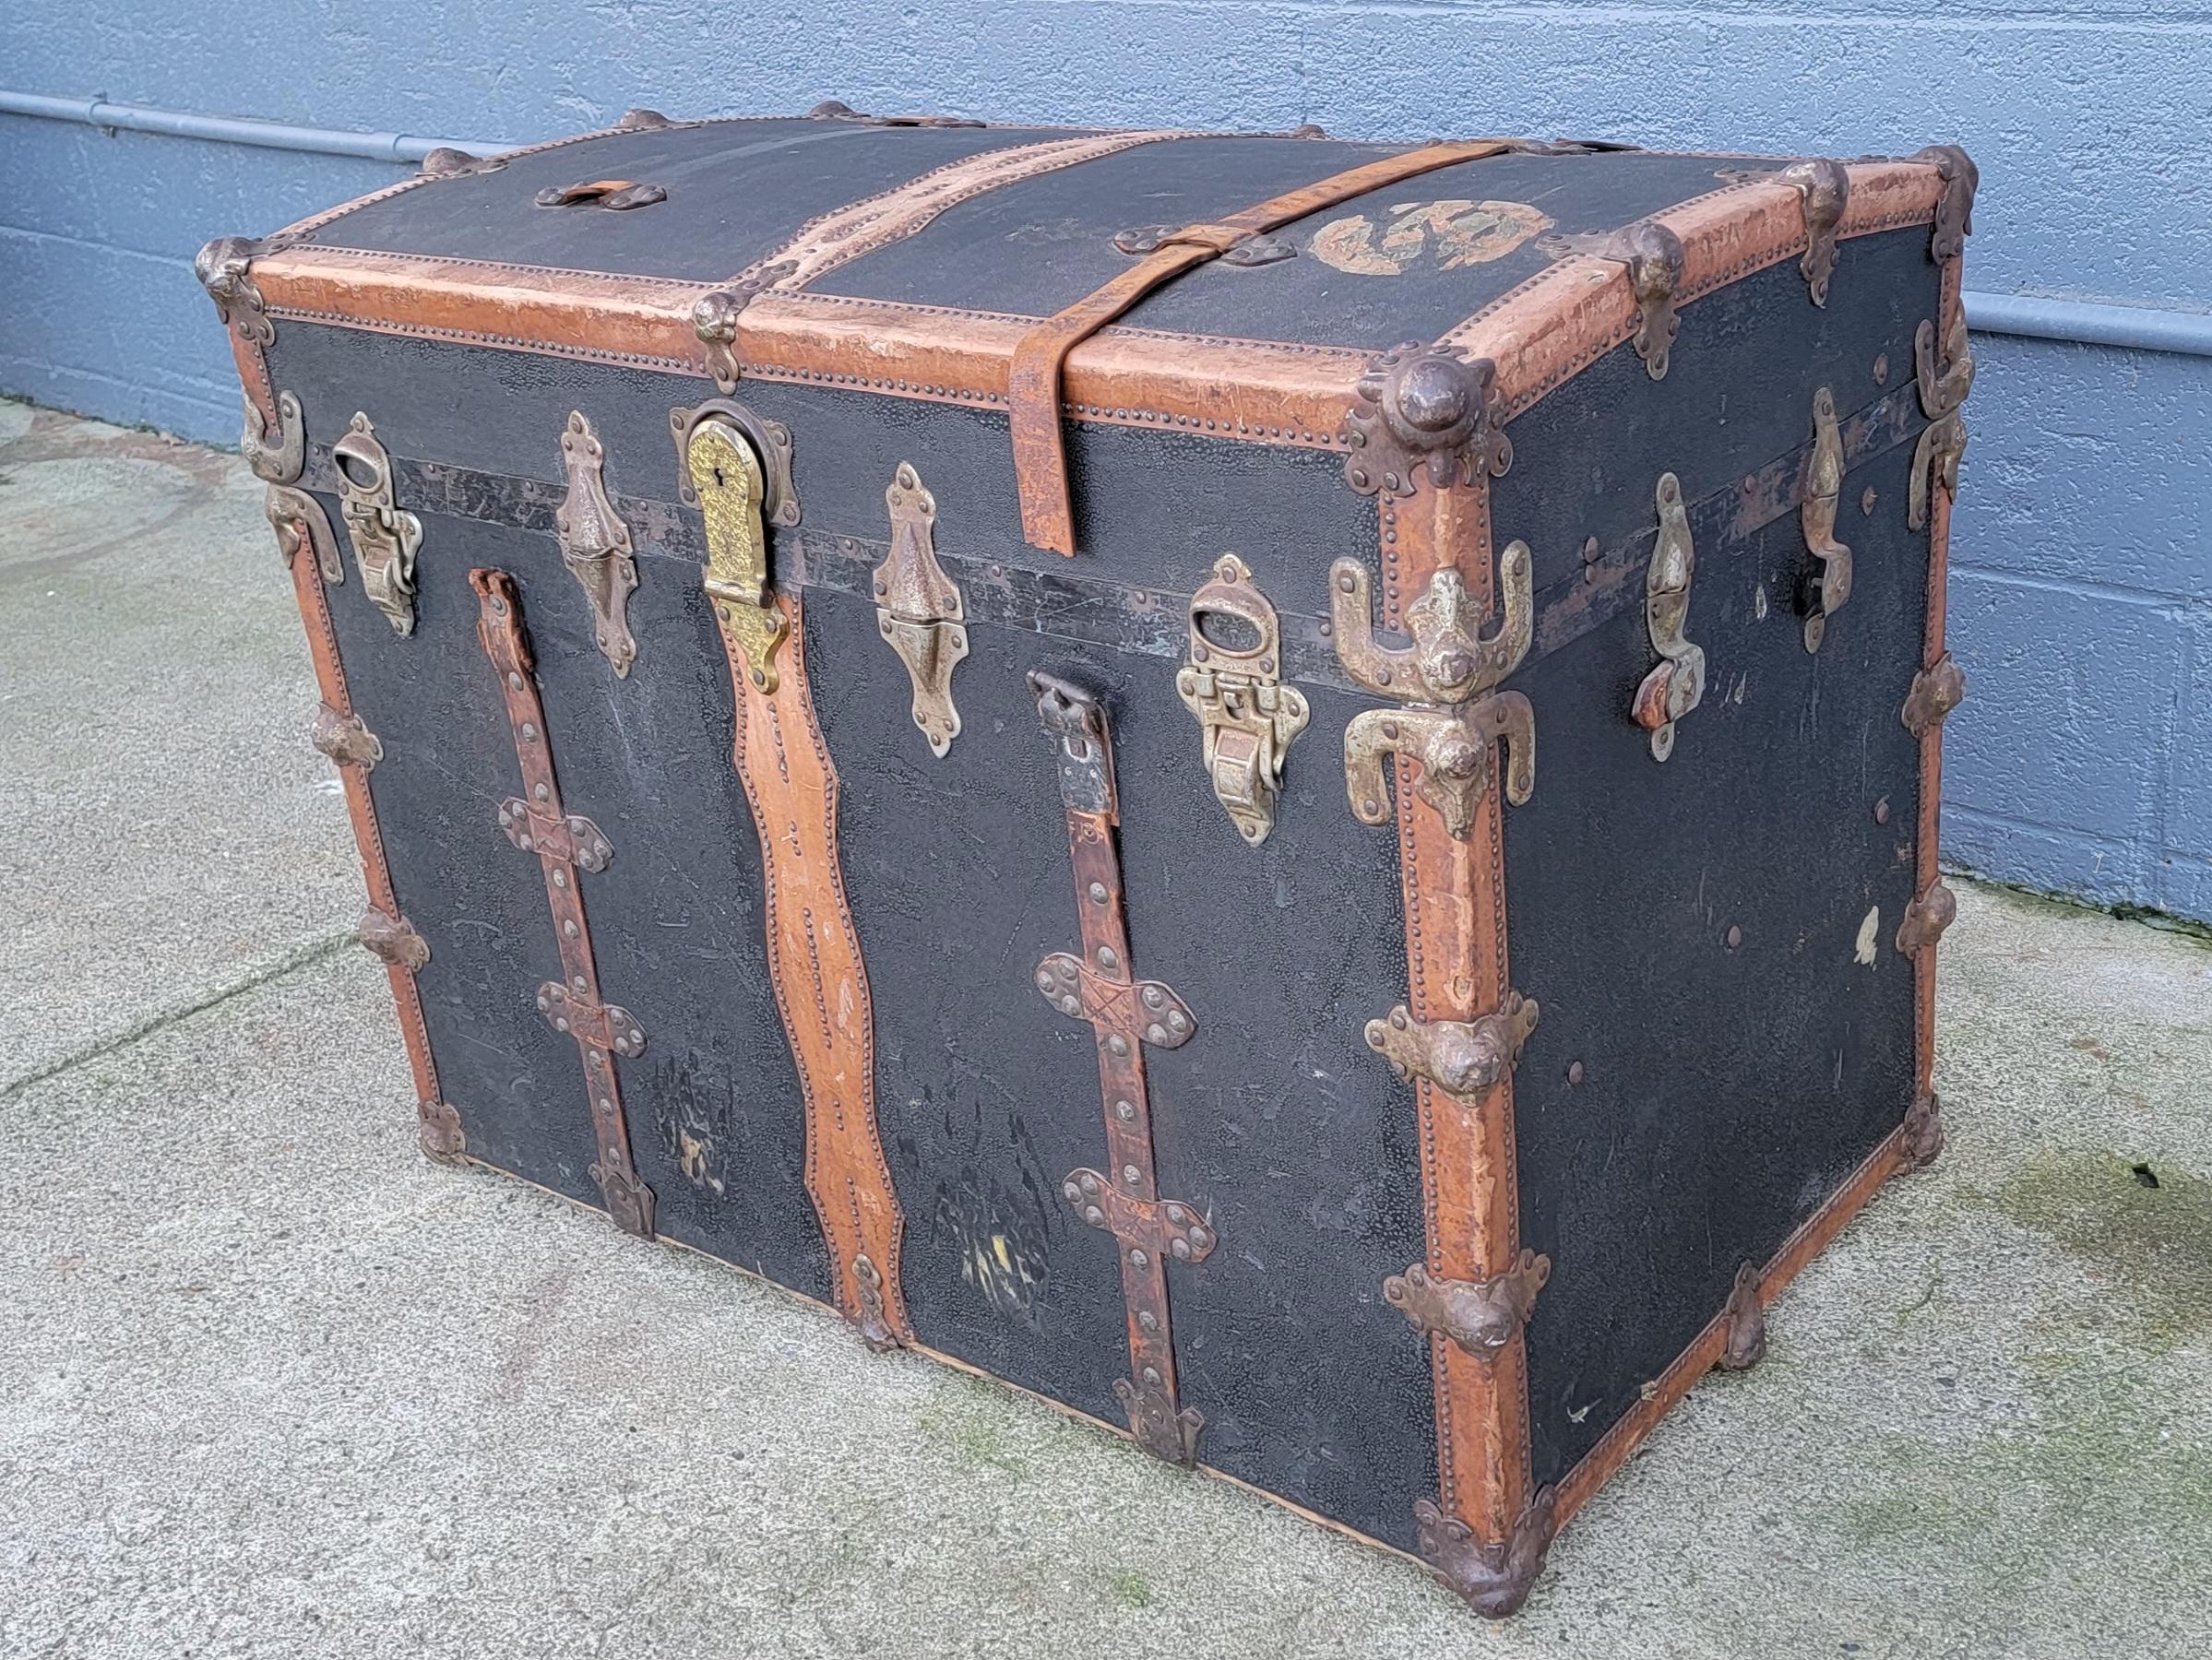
1, 410, 2208, 1656
2, 0, 2207, 923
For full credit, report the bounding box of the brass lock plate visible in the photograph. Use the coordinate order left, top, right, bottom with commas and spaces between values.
685, 417, 788, 693
1174, 554, 1310, 845
331, 412, 422, 635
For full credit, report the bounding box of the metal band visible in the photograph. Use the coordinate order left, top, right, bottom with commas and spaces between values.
1029, 671, 1214, 1467
470, 568, 656, 1237
268, 483, 457, 1161
1007, 140, 1521, 555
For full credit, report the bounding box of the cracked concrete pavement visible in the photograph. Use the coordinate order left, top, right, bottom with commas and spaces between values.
3, 405, 2208, 1657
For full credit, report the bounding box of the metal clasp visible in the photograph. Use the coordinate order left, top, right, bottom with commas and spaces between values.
1175, 554, 1310, 845
1630, 472, 1705, 760
1330, 544, 1532, 704
331, 413, 422, 634
1343, 694, 1535, 839
1909, 314, 1974, 531
1364, 990, 1539, 1097
556, 411, 641, 677
874, 463, 969, 757
1800, 386, 1851, 653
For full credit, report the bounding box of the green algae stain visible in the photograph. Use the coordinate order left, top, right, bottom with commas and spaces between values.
1986, 1151, 2212, 1353
1105, 1569, 1156, 1610
915, 1381, 1034, 1482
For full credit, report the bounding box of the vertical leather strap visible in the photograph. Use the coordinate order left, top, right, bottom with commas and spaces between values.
1007, 139, 1523, 555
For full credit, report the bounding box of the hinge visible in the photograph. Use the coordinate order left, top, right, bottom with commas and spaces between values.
1800, 385, 1852, 653
1896, 880, 1957, 957
1339, 342, 1513, 499
1717, 1261, 1766, 1371
555, 411, 641, 677
332, 413, 422, 635
1542, 219, 1685, 379
1384, 1248, 1550, 1360
1909, 314, 1974, 531
357, 906, 428, 971
1630, 472, 1706, 761
1365, 990, 1539, 1097
1175, 554, 1310, 844
690, 260, 799, 393
241, 389, 303, 484
874, 462, 970, 756
312, 704, 383, 771
1901, 1088, 1944, 1170
1413, 1488, 1559, 1619
1901, 654, 1968, 735
1330, 548, 1532, 705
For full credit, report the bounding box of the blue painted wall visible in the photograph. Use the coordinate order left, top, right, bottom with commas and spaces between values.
5, 2, 2206, 919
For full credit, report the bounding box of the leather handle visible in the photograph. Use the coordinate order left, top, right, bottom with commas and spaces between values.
1007, 139, 1523, 556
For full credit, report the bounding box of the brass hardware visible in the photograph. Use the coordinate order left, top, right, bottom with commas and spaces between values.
357, 906, 428, 971
1896, 880, 1957, 956
1909, 314, 1974, 531
535, 981, 647, 1058
554, 411, 641, 677
874, 463, 969, 757
1034, 670, 1119, 818
1339, 342, 1513, 498
1384, 1248, 1551, 1359
685, 417, 787, 693
1901, 1088, 1944, 1170
689, 261, 799, 394
1718, 1261, 1766, 1371
416, 1098, 465, 1162
241, 388, 303, 484
1175, 554, 1310, 844
1365, 990, 1539, 1097
670, 397, 800, 525
1117, 1373, 1206, 1469
1902, 654, 1968, 735
1778, 159, 1849, 306
1330, 544, 1533, 703
266, 486, 344, 585
1414, 1487, 1559, 1620
418, 147, 505, 177
1800, 386, 1852, 653
534, 178, 667, 210
311, 704, 383, 771
1113, 223, 1297, 267
331, 413, 422, 635
1630, 472, 1705, 761
1911, 145, 1979, 264
1344, 694, 1536, 839
1035, 954, 1195, 1049
194, 236, 272, 347
497, 800, 614, 872
1542, 219, 1684, 378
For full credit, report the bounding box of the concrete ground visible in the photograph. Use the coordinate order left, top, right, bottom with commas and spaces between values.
2, 402, 2207, 1658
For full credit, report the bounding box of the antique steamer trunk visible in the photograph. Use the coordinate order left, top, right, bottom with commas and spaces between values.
200, 107, 1976, 1617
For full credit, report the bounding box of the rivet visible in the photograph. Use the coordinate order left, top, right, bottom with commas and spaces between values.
1088, 882, 1109, 904
521, 722, 538, 741
1063, 1180, 1081, 1202
1171, 1239, 1190, 1260
1861, 486, 1878, 516
1108, 1035, 1131, 1058
1036, 971, 1054, 991
564, 919, 578, 937
1060, 995, 1079, 1015
1136, 1310, 1158, 1332
1874, 797, 1891, 824
1189, 1227, 1210, 1251
1097, 945, 1121, 972
1143, 1366, 1161, 1386
1166, 1011, 1189, 1034
1130, 1249, 1149, 1269
1567, 1061, 1586, 1085
573, 975, 587, 991
556, 1017, 571, 1032
507, 671, 523, 691
1123, 1165, 1141, 1185
1581, 536, 1600, 565
1114, 1099, 1135, 1120
553, 869, 567, 888
534, 782, 549, 801
1142, 985, 1164, 1008
1726, 924, 1743, 949
1382, 720, 1400, 741
1085, 1205, 1104, 1226
1873, 352, 1890, 385
1145, 1025, 1168, 1045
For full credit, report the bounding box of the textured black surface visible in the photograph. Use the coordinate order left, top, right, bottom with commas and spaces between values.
1500, 242, 1938, 1486
271, 324, 827, 1297
808, 575, 1436, 1549
306, 120, 1075, 279
262, 326, 1376, 595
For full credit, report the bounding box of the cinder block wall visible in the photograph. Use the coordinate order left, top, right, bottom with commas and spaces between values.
5, 3, 2206, 919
